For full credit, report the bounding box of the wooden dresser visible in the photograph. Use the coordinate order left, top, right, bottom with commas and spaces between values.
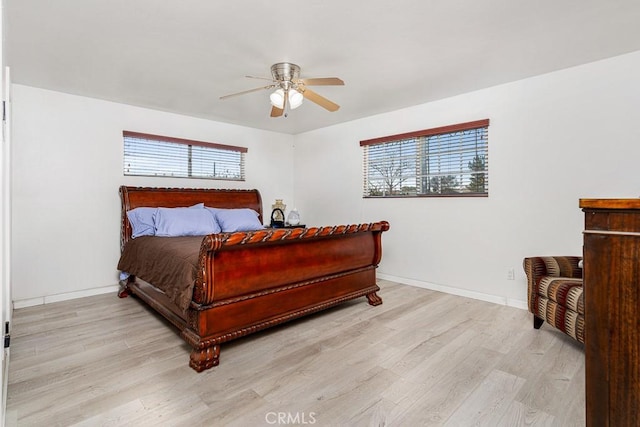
580, 198, 640, 427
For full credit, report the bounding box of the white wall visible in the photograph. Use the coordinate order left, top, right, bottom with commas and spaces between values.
294, 50, 640, 307
11, 50, 640, 309
11, 85, 294, 306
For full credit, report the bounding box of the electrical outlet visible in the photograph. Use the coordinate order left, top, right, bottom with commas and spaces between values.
507, 268, 515, 280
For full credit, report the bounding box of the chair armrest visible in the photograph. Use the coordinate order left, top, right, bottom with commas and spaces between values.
523, 256, 583, 313
523, 256, 583, 280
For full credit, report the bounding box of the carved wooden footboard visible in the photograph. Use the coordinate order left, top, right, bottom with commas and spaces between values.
118, 186, 388, 372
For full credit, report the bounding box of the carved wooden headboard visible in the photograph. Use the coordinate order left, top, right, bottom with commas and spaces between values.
119, 186, 263, 251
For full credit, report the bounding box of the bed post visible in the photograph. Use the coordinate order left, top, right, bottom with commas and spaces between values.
190, 345, 221, 372
365, 221, 388, 307
182, 328, 221, 372
366, 292, 382, 306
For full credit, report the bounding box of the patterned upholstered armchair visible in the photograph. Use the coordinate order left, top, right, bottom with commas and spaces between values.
523, 256, 584, 343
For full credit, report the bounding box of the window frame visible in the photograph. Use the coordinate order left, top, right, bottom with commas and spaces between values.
123, 131, 247, 181
360, 119, 489, 198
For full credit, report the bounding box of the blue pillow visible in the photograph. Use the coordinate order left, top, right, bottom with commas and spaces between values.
205, 206, 222, 217
126, 203, 204, 238
214, 208, 264, 232
127, 207, 157, 238
155, 207, 221, 236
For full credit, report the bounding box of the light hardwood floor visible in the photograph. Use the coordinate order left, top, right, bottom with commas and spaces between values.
5, 281, 585, 426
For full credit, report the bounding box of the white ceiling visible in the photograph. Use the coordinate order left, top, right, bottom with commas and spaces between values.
6, 0, 640, 135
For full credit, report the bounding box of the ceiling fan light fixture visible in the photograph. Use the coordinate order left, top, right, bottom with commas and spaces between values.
269, 89, 285, 108
289, 89, 303, 109
269, 88, 304, 110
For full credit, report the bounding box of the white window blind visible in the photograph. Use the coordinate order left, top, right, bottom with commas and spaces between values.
123, 131, 246, 181
361, 119, 489, 197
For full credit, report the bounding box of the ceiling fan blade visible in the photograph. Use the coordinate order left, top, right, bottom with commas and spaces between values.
270, 105, 284, 117
299, 77, 344, 86
301, 87, 340, 112
245, 75, 276, 82
220, 84, 275, 100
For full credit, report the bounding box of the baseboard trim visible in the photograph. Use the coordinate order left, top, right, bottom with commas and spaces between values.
13, 284, 120, 309
377, 273, 527, 310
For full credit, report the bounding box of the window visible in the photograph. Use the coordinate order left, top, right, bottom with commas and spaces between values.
123, 131, 246, 181
361, 119, 489, 197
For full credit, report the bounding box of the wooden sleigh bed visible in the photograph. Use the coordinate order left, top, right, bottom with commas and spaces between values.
117, 186, 389, 372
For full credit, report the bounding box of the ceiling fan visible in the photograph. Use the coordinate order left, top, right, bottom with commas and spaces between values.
220, 62, 344, 118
